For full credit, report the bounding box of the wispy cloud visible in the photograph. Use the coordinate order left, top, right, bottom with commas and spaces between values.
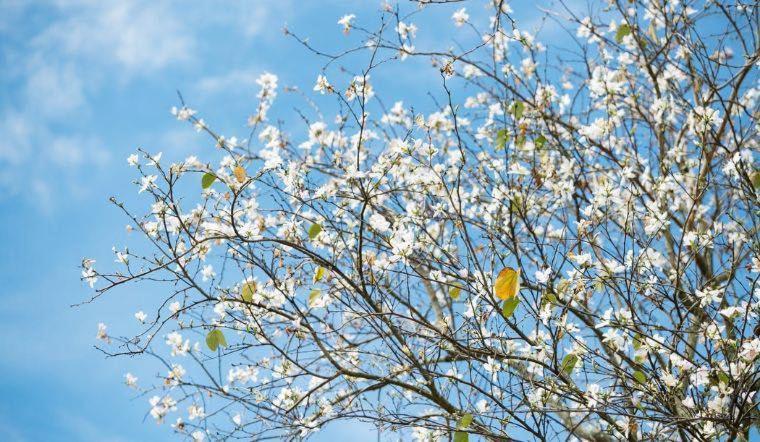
195, 67, 263, 95
0, 0, 202, 210
0, 0, 300, 211
34, 1, 195, 74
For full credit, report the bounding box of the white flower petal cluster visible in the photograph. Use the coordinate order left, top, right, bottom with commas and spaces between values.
84, 2, 760, 440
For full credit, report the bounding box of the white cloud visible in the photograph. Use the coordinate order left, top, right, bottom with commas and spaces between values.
34, 1, 195, 75
0, 0, 200, 210
49, 135, 109, 168
195, 67, 263, 95
0, 109, 109, 212
155, 127, 207, 157
0, 0, 297, 211
24, 62, 86, 117
230, 3, 284, 38
0, 112, 34, 165
30, 179, 54, 214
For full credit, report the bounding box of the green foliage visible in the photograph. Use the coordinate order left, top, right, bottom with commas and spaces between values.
201, 173, 217, 189
502, 297, 520, 318
308, 223, 323, 240
241, 282, 256, 302
206, 329, 228, 352
717, 371, 730, 385
632, 334, 643, 350
561, 354, 579, 376
458, 413, 473, 429
512, 101, 525, 119
633, 370, 646, 384
495, 129, 510, 151
534, 134, 547, 149
453, 413, 474, 442
616, 23, 631, 43
449, 285, 462, 300
541, 291, 557, 307
308, 289, 321, 307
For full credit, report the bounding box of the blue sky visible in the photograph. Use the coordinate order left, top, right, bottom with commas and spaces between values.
0, 1, 575, 440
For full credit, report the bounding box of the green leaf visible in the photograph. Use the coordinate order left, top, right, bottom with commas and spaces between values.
633, 370, 646, 384
632, 333, 642, 350
495, 129, 510, 151
509, 196, 520, 213
717, 371, 730, 385
206, 329, 228, 352
241, 281, 256, 302
308, 223, 323, 240
534, 134, 547, 149
201, 173, 217, 189
616, 23, 631, 43
512, 101, 525, 120
314, 266, 326, 282
561, 354, 578, 376
542, 292, 558, 306
458, 413, 473, 429
502, 296, 520, 318
453, 431, 468, 442
308, 289, 321, 307
752, 170, 760, 189
449, 285, 462, 300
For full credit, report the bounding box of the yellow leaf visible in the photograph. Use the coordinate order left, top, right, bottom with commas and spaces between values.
314, 266, 326, 282
233, 166, 247, 183
449, 285, 462, 300
494, 267, 520, 300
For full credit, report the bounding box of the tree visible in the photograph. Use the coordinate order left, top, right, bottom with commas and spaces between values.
83, 1, 760, 440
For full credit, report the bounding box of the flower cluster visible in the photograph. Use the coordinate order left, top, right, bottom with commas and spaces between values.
84, 1, 760, 440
